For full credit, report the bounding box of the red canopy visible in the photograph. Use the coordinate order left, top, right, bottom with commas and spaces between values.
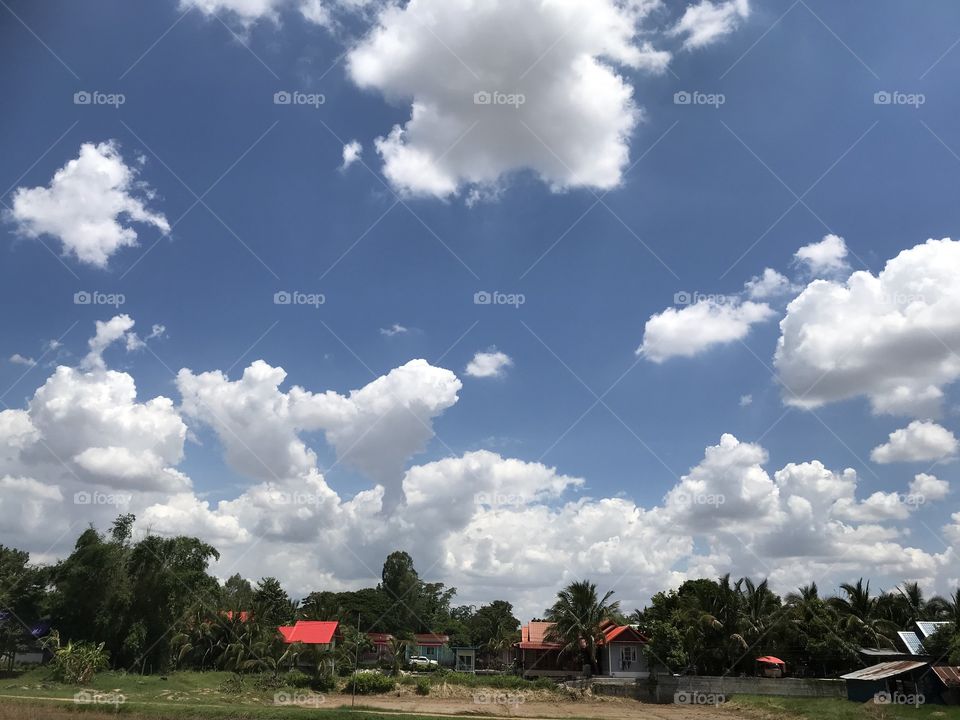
756, 656, 786, 665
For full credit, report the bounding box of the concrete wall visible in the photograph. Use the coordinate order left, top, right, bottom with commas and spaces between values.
587, 674, 846, 704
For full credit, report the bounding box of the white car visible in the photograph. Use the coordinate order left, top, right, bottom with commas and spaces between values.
409, 656, 439, 668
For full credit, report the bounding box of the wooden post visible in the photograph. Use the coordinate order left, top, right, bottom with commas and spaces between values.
351, 613, 361, 707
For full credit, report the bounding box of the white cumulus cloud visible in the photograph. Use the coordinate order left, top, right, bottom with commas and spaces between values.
794, 234, 850, 276
871, 421, 958, 464
465, 350, 513, 378
638, 298, 775, 362
669, 0, 750, 49
775, 238, 960, 416
7, 141, 169, 268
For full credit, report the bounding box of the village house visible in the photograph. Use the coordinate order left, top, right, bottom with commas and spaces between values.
517, 619, 649, 679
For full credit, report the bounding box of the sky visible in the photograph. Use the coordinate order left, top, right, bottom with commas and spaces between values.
2, 0, 960, 621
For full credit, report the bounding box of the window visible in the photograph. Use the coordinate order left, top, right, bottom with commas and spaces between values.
620, 646, 637, 669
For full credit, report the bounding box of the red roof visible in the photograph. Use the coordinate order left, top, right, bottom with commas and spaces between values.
601, 624, 648, 644
414, 633, 449, 646
518, 620, 647, 650
756, 656, 785, 665
519, 621, 562, 650
278, 621, 339, 645
367, 633, 394, 645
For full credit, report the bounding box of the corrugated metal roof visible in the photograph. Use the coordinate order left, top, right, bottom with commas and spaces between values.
841, 661, 927, 681
898, 631, 925, 655
933, 666, 960, 688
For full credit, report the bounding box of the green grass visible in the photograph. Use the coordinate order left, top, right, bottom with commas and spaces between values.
733, 694, 960, 720
399, 671, 559, 692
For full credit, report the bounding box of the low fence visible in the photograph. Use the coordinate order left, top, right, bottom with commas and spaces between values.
586, 674, 846, 704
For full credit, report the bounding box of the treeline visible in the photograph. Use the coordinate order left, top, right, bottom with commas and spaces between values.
634, 576, 960, 677
3, 515, 960, 680
0, 515, 519, 675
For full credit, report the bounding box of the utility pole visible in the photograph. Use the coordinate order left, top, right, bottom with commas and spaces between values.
351, 613, 361, 707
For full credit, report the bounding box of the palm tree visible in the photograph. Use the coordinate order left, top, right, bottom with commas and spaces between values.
829, 579, 897, 648
736, 577, 780, 646
544, 580, 620, 673
896, 582, 948, 624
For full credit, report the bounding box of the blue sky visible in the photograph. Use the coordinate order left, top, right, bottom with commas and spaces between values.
2, 0, 960, 615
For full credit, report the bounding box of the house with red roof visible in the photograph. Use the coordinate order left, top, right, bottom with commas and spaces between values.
408, 632, 453, 665
517, 619, 649, 679
277, 620, 340, 647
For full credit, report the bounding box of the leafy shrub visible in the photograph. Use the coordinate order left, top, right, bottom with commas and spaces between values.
285, 670, 311, 688
422, 671, 556, 692
311, 673, 337, 692
343, 672, 396, 695
415, 678, 431, 695
253, 673, 285, 690
48, 641, 109, 684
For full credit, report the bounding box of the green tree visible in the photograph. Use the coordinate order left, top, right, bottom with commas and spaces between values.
829, 579, 897, 649
0, 546, 48, 671
544, 580, 620, 673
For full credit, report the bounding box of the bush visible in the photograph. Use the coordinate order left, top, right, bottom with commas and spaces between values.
415, 678, 431, 695
343, 671, 396, 695
49, 641, 109, 684
219, 674, 245, 693
311, 673, 337, 692
285, 670, 312, 688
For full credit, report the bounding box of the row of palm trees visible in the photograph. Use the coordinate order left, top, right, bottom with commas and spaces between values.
541, 578, 960, 678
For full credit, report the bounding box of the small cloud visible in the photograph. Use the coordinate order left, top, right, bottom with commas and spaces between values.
739, 394, 753, 407
465, 349, 513, 379
146, 324, 167, 341
794, 234, 850, 276
871, 421, 958, 464
9, 354, 36, 367
340, 140, 362, 171
669, 0, 750, 50
380, 323, 409, 337
744, 268, 795, 300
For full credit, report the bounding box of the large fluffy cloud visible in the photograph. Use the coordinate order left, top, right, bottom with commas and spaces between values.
176, 358, 461, 509
2, 314, 955, 619
638, 298, 775, 362
6, 141, 169, 268
775, 238, 960, 416
346, 0, 672, 198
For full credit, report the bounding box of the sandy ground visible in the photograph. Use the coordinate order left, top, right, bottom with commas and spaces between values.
328, 693, 742, 720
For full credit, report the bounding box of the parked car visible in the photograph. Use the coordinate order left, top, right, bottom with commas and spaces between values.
409, 656, 439, 668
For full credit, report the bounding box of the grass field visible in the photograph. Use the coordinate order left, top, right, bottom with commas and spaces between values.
4, 669, 960, 720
